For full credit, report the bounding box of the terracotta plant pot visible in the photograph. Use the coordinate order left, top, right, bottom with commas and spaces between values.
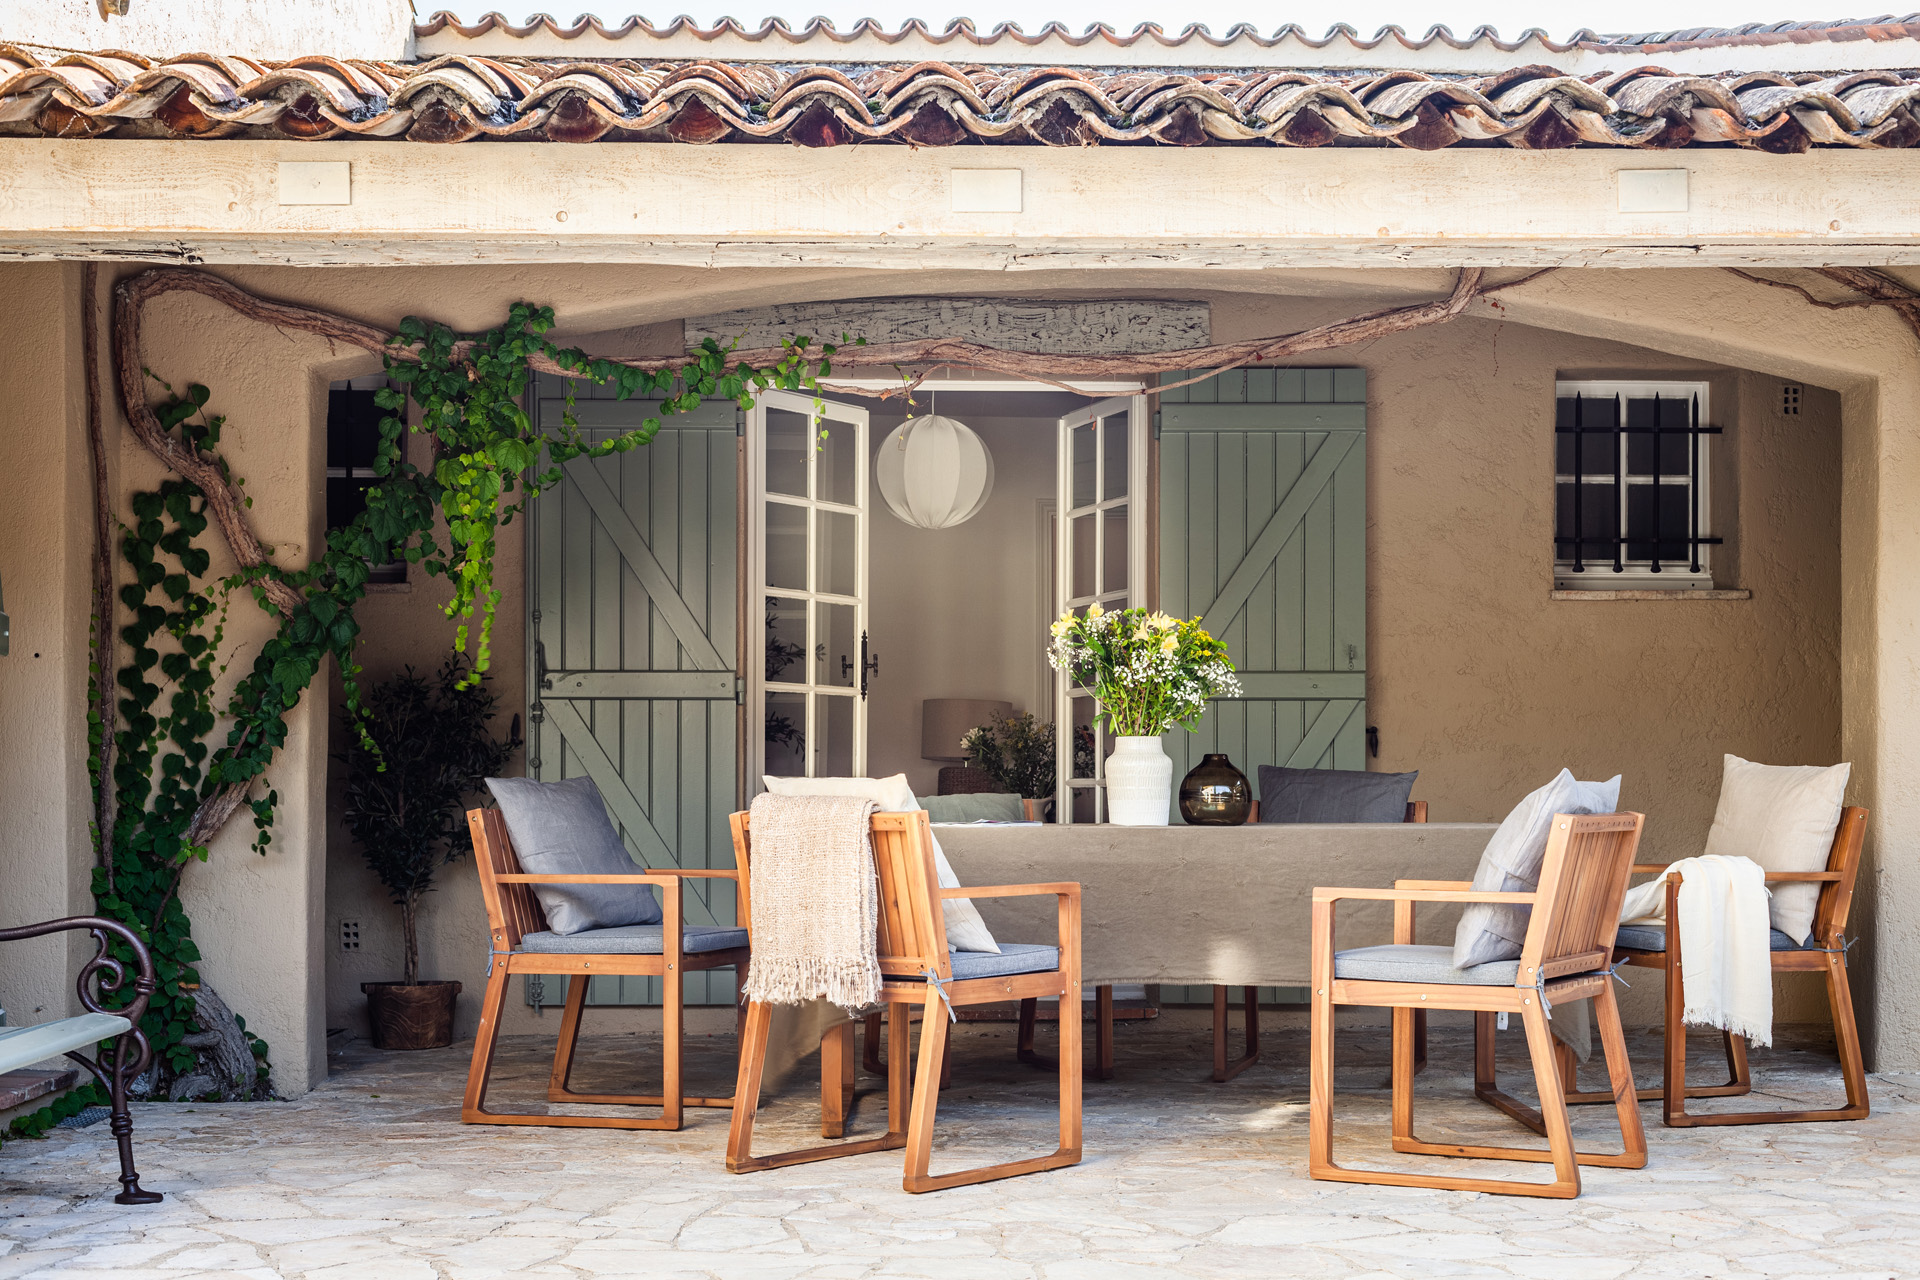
361, 980, 462, 1051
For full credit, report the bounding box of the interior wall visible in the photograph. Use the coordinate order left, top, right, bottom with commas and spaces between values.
864, 399, 1067, 796
0, 263, 95, 1032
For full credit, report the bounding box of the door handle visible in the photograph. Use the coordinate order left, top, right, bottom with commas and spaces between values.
860, 632, 878, 700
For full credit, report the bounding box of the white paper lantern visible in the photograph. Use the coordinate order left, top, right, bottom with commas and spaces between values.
875, 415, 996, 529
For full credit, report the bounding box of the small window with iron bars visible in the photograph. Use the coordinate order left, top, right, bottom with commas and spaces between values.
327, 377, 407, 584
1554, 380, 1719, 590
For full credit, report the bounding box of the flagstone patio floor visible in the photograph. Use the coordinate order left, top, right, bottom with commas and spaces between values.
0, 1014, 1914, 1279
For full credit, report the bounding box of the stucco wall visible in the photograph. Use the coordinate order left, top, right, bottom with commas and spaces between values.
15, 0, 412, 60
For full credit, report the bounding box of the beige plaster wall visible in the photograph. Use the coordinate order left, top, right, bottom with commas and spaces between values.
0, 262, 95, 1032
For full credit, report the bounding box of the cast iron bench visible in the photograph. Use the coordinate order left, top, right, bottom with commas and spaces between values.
0, 916, 161, 1203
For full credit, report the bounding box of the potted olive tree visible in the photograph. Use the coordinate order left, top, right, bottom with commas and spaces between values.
339, 658, 518, 1050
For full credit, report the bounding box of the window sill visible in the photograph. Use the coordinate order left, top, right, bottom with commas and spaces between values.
1551, 588, 1750, 602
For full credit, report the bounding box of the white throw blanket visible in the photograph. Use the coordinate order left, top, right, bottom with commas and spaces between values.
742, 793, 883, 1011
1618, 854, 1773, 1047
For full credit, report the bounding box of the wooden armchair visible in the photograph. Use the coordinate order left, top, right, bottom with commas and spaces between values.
462, 807, 750, 1130
1209, 799, 1429, 1083
725, 809, 1083, 1193
1309, 812, 1647, 1199
1601, 806, 1869, 1127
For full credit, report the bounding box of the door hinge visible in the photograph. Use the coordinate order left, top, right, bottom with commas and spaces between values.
735, 408, 746, 437
735, 676, 745, 706
1152, 411, 1162, 440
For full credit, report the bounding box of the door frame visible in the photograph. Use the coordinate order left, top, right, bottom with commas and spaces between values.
744, 388, 872, 789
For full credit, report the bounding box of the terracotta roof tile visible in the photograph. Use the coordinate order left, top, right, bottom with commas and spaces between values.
5, 45, 1920, 151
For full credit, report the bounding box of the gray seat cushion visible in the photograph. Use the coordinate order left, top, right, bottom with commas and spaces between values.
896, 941, 1060, 981
1614, 924, 1811, 953
1333, 944, 1522, 985
518, 925, 749, 955
486, 776, 661, 935
1258, 766, 1418, 824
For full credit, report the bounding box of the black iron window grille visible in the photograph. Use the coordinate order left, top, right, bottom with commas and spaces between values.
326, 377, 407, 584
1554, 381, 1721, 588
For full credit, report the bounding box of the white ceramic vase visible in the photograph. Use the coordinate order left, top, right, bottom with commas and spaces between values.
1105, 735, 1173, 826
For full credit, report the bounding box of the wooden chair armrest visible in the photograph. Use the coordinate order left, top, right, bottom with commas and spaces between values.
940, 883, 1081, 901
1763, 870, 1844, 882
1313, 887, 1536, 905
1395, 879, 1472, 890
493, 873, 677, 884
1631, 864, 1671, 874
642, 868, 738, 879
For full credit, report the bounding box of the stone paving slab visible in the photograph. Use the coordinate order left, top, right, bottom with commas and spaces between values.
0, 1017, 1913, 1278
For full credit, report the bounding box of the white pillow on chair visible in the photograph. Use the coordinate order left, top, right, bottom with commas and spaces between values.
1452, 769, 1623, 968
1704, 755, 1850, 946
760, 774, 1002, 954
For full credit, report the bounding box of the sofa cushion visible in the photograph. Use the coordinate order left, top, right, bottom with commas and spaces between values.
1613, 923, 1811, 954
1257, 766, 1417, 824
1452, 770, 1623, 968
760, 774, 1000, 954
1334, 945, 1521, 986
920, 792, 1026, 824
1703, 755, 1850, 947
486, 776, 661, 935
518, 925, 749, 955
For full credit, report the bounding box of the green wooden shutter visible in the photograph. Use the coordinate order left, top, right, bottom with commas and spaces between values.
525, 376, 740, 1009
1158, 368, 1366, 1002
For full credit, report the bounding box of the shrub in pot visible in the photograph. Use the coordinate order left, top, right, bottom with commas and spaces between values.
339, 658, 518, 1049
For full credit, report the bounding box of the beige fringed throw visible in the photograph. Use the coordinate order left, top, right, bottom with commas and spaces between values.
742, 793, 883, 1011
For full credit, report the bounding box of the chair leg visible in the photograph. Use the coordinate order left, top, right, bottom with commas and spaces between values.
903, 987, 1082, 1194
1016, 998, 1042, 1066
465, 965, 686, 1130
728, 1000, 909, 1174
864, 1012, 885, 1077
1093, 984, 1115, 1081
1668, 954, 1870, 1126
1212, 985, 1260, 1082
821, 1021, 855, 1139
546, 975, 590, 1100
105, 1034, 161, 1205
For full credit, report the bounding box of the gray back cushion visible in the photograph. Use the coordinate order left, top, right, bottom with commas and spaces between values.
918, 793, 1026, 823
1258, 766, 1418, 824
485, 777, 661, 936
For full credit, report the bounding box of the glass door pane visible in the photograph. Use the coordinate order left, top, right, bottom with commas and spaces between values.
749, 390, 870, 787
1054, 394, 1148, 824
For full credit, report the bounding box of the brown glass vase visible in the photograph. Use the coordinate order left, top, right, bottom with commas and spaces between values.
1179, 753, 1252, 826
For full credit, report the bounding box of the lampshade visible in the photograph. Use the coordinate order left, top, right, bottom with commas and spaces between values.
921, 698, 1013, 761
876, 415, 995, 529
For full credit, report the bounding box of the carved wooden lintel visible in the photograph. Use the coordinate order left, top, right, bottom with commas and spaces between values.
686, 298, 1211, 356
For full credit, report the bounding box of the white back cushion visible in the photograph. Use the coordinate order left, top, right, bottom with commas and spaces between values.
1452, 769, 1623, 968
759, 774, 1001, 953
1704, 755, 1849, 945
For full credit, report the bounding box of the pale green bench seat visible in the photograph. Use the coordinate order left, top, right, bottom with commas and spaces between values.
0, 1013, 134, 1075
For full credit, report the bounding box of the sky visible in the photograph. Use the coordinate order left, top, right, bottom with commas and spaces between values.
430, 3, 1849, 42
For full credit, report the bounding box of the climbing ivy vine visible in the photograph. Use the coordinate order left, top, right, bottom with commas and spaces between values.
91, 300, 842, 1096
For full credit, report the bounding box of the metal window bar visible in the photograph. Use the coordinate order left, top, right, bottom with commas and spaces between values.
1554, 392, 1723, 570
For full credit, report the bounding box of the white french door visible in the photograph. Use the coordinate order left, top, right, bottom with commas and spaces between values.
1053, 394, 1150, 823
747, 390, 871, 787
